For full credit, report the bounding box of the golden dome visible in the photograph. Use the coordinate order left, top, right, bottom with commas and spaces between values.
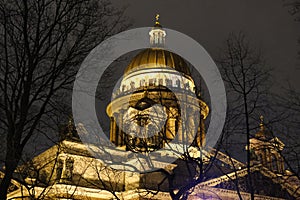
124, 48, 192, 78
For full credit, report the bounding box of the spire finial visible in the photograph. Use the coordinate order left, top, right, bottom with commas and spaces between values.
155, 14, 160, 25
259, 115, 264, 131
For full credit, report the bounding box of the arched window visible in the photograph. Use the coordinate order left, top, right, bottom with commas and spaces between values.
130, 81, 135, 89
158, 78, 163, 86
166, 79, 172, 87
149, 78, 154, 86
140, 79, 145, 87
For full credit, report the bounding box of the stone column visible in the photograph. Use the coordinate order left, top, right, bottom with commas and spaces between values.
62, 157, 74, 181
117, 109, 124, 146
197, 117, 206, 147
166, 118, 176, 140
166, 107, 178, 142
113, 113, 119, 146
187, 108, 196, 144
266, 149, 272, 169
177, 119, 183, 143
279, 157, 285, 173
109, 116, 116, 143
263, 150, 267, 166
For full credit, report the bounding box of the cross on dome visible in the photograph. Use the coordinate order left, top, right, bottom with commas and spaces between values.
155, 14, 160, 25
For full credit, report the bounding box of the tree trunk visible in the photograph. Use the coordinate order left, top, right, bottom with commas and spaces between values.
243, 93, 254, 200
0, 145, 21, 199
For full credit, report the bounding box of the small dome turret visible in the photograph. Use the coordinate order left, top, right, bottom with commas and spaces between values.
149, 14, 166, 48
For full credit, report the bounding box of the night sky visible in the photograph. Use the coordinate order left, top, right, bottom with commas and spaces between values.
112, 0, 300, 93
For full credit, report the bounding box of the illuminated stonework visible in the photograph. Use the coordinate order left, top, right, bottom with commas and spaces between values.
106, 18, 209, 152
249, 116, 285, 173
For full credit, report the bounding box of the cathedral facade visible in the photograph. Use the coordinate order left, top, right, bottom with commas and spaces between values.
4, 17, 300, 200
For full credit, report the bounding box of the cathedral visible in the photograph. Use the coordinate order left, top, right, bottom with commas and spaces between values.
4, 16, 300, 200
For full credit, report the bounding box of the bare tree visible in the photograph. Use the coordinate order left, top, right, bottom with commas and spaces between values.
280, 0, 300, 178
284, 0, 300, 63
0, 0, 129, 198
284, 0, 300, 21
274, 85, 300, 177
218, 32, 271, 200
